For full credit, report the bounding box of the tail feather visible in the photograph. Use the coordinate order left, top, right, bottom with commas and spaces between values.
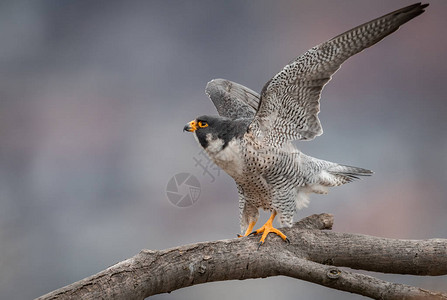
327, 164, 373, 184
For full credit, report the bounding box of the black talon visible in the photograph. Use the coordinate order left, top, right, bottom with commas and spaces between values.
257, 242, 263, 250
285, 237, 290, 244
237, 234, 242, 238
248, 231, 257, 236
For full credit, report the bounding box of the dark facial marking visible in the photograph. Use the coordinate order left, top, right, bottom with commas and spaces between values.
194, 115, 251, 150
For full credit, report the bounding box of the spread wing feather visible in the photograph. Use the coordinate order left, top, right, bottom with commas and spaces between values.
205, 78, 260, 120
250, 3, 428, 147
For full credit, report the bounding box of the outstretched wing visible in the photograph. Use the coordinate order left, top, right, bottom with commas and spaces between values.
250, 3, 428, 147
205, 78, 260, 120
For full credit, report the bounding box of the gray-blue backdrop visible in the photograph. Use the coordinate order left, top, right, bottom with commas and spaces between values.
1, 1, 446, 299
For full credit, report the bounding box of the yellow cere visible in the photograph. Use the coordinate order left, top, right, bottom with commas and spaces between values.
188, 120, 198, 132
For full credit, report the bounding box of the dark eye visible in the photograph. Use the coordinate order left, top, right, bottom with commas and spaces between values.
198, 121, 208, 128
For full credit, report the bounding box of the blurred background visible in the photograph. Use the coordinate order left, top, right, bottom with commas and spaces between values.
1, 0, 446, 299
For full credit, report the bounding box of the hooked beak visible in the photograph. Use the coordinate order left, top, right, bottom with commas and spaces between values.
183, 120, 198, 132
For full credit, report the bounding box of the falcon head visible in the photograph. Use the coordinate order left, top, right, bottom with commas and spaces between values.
183, 115, 249, 152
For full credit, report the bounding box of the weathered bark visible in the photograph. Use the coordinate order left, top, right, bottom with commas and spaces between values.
36, 214, 447, 300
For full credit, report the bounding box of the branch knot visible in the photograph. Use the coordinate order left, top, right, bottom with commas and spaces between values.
326, 268, 341, 280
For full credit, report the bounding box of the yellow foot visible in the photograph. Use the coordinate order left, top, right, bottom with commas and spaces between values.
249, 211, 289, 247
237, 221, 257, 238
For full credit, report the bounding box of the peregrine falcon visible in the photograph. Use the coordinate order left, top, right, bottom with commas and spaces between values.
183, 3, 428, 245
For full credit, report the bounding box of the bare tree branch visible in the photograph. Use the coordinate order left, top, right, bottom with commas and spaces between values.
36, 214, 447, 300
